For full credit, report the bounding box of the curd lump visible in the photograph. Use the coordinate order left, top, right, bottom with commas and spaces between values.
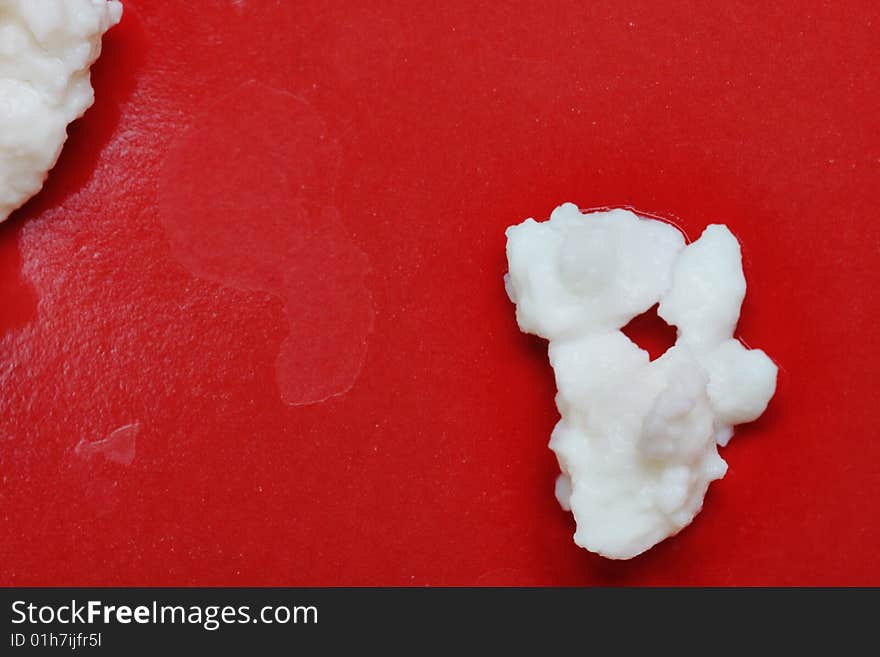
505, 203, 777, 559
0, 0, 122, 222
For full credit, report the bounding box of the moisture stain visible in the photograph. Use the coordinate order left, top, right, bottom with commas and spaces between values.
157, 82, 373, 405
0, 222, 37, 335
75, 422, 140, 466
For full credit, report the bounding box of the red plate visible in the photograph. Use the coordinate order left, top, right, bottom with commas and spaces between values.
0, 0, 877, 585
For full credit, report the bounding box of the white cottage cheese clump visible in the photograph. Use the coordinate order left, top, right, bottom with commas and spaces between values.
505, 203, 777, 559
0, 0, 122, 222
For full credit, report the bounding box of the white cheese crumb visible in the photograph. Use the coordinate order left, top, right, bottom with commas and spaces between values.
505, 202, 777, 559
0, 0, 122, 222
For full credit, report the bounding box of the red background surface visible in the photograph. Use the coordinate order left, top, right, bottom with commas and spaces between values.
1, 1, 878, 586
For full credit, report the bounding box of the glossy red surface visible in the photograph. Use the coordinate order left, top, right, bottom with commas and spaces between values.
1, 1, 878, 586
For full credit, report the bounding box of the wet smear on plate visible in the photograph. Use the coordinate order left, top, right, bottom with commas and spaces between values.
158, 82, 373, 405
75, 422, 140, 466
0, 224, 37, 334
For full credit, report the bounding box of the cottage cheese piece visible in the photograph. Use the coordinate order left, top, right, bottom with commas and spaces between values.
0, 0, 122, 222
505, 203, 777, 559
